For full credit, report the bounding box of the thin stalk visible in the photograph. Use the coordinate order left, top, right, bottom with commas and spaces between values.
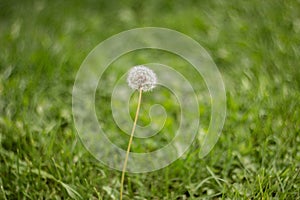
120, 88, 143, 200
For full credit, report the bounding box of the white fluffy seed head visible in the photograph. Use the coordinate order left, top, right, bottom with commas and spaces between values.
127, 66, 157, 92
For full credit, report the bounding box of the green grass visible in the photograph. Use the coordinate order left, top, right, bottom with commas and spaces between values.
1, 0, 300, 199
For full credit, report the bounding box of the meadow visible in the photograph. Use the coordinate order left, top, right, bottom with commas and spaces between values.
1, 0, 300, 199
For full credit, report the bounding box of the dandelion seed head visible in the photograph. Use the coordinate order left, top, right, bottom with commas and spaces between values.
127, 66, 157, 91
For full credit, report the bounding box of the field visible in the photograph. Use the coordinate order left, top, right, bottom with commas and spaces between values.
1, 0, 300, 199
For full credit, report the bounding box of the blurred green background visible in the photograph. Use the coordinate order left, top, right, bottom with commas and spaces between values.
1, 0, 300, 199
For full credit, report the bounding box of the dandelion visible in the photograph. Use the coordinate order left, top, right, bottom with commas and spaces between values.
120, 66, 157, 200
127, 66, 157, 91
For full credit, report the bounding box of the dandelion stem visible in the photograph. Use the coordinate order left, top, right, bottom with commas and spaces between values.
120, 88, 143, 200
